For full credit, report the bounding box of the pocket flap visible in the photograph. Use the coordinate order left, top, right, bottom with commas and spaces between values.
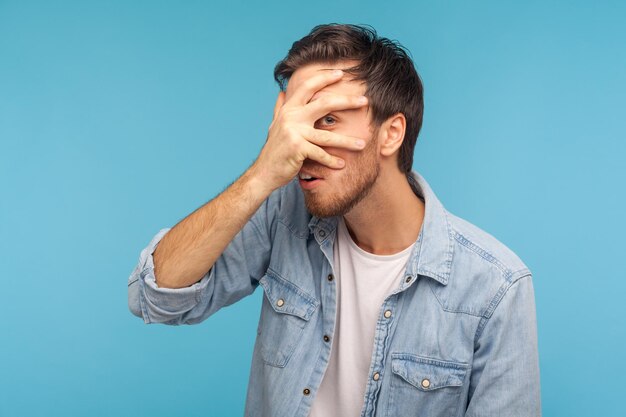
391, 353, 468, 391
259, 271, 319, 321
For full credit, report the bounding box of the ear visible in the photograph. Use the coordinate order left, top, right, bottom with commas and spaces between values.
379, 113, 406, 157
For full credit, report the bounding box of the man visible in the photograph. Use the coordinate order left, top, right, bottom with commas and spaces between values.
128, 24, 541, 417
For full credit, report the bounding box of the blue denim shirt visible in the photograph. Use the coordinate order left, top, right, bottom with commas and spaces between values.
128, 171, 541, 417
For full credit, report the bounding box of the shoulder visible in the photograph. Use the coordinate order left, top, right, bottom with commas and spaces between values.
447, 211, 530, 280
431, 208, 532, 318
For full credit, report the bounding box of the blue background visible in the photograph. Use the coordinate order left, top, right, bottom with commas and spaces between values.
1, 1, 625, 416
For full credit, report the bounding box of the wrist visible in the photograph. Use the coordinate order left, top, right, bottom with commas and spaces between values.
242, 163, 277, 202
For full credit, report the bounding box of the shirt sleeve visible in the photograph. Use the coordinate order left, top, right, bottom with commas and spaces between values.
127, 186, 281, 325
465, 274, 542, 417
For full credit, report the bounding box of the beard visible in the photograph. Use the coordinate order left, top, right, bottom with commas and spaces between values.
303, 136, 380, 218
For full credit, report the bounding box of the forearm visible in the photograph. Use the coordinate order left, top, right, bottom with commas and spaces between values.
153, 164, 273, 289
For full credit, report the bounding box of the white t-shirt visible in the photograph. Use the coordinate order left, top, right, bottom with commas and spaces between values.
309, 217, 415, 417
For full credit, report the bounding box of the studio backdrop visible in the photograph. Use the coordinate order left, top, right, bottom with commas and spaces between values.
1, 1, 625, 416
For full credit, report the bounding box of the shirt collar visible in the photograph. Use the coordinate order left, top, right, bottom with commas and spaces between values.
308, 170, 454, 286
405, 171, 454, 285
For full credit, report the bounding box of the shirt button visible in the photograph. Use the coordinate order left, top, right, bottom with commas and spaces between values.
421, 378, 430, 389
276, 298, 285, 307
319, 230, 326, 237
323, 335, 330, 342
384, 310, 392, 318
327, 274, 334, 282
373, 372, 380, 381
405, 276, 412, 283
303, 388, 311, 395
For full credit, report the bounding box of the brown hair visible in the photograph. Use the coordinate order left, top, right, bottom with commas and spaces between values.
274, 23, 424, 174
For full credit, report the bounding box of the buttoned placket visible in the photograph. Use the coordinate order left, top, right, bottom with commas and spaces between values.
296, 220, 339, 417
360, 294, 398, 416
359, 230, 424, 417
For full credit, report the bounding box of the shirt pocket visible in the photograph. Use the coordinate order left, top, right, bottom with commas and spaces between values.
257, 271, 319, 368
387, 353, 468, 417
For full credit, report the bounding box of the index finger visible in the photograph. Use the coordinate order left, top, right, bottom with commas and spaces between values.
287, 69, 344, 107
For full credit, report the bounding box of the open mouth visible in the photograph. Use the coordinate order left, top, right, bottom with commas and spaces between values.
298, 172, 324, 189
299, 173, 320, 182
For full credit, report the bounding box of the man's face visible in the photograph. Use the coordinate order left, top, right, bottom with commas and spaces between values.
285, 62, 381, 218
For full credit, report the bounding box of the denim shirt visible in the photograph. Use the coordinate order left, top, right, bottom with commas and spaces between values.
128, 171, 541, 417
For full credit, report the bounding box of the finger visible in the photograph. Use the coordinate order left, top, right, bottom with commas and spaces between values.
273, 91, 286, 120
288, 69, 344, 106
303, 141, 346, 169
303, 126, 367, 151
304, 93, 368, 121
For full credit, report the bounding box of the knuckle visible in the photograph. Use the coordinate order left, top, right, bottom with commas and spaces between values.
290, 141, 303, 156
304, 126, 316, 141
303, 79, 317, 91
281, 130, 298, 146
274, 112, 288, 126
280, 107, 296, 121
287, 132, 301, 146
286, 122, 304, 138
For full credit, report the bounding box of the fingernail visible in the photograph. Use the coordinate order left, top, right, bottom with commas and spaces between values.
337, 158, 345, 167
333, 70, 344, 77
355, 140, 365, 148
357, 96, 368, 104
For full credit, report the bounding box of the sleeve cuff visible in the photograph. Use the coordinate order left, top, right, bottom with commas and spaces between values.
133, 228, 213, 324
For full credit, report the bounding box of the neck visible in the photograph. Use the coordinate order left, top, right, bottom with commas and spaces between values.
343, 169, 425, 255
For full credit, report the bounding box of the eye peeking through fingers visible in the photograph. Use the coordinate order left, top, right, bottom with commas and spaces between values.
315, 114, 337, 129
